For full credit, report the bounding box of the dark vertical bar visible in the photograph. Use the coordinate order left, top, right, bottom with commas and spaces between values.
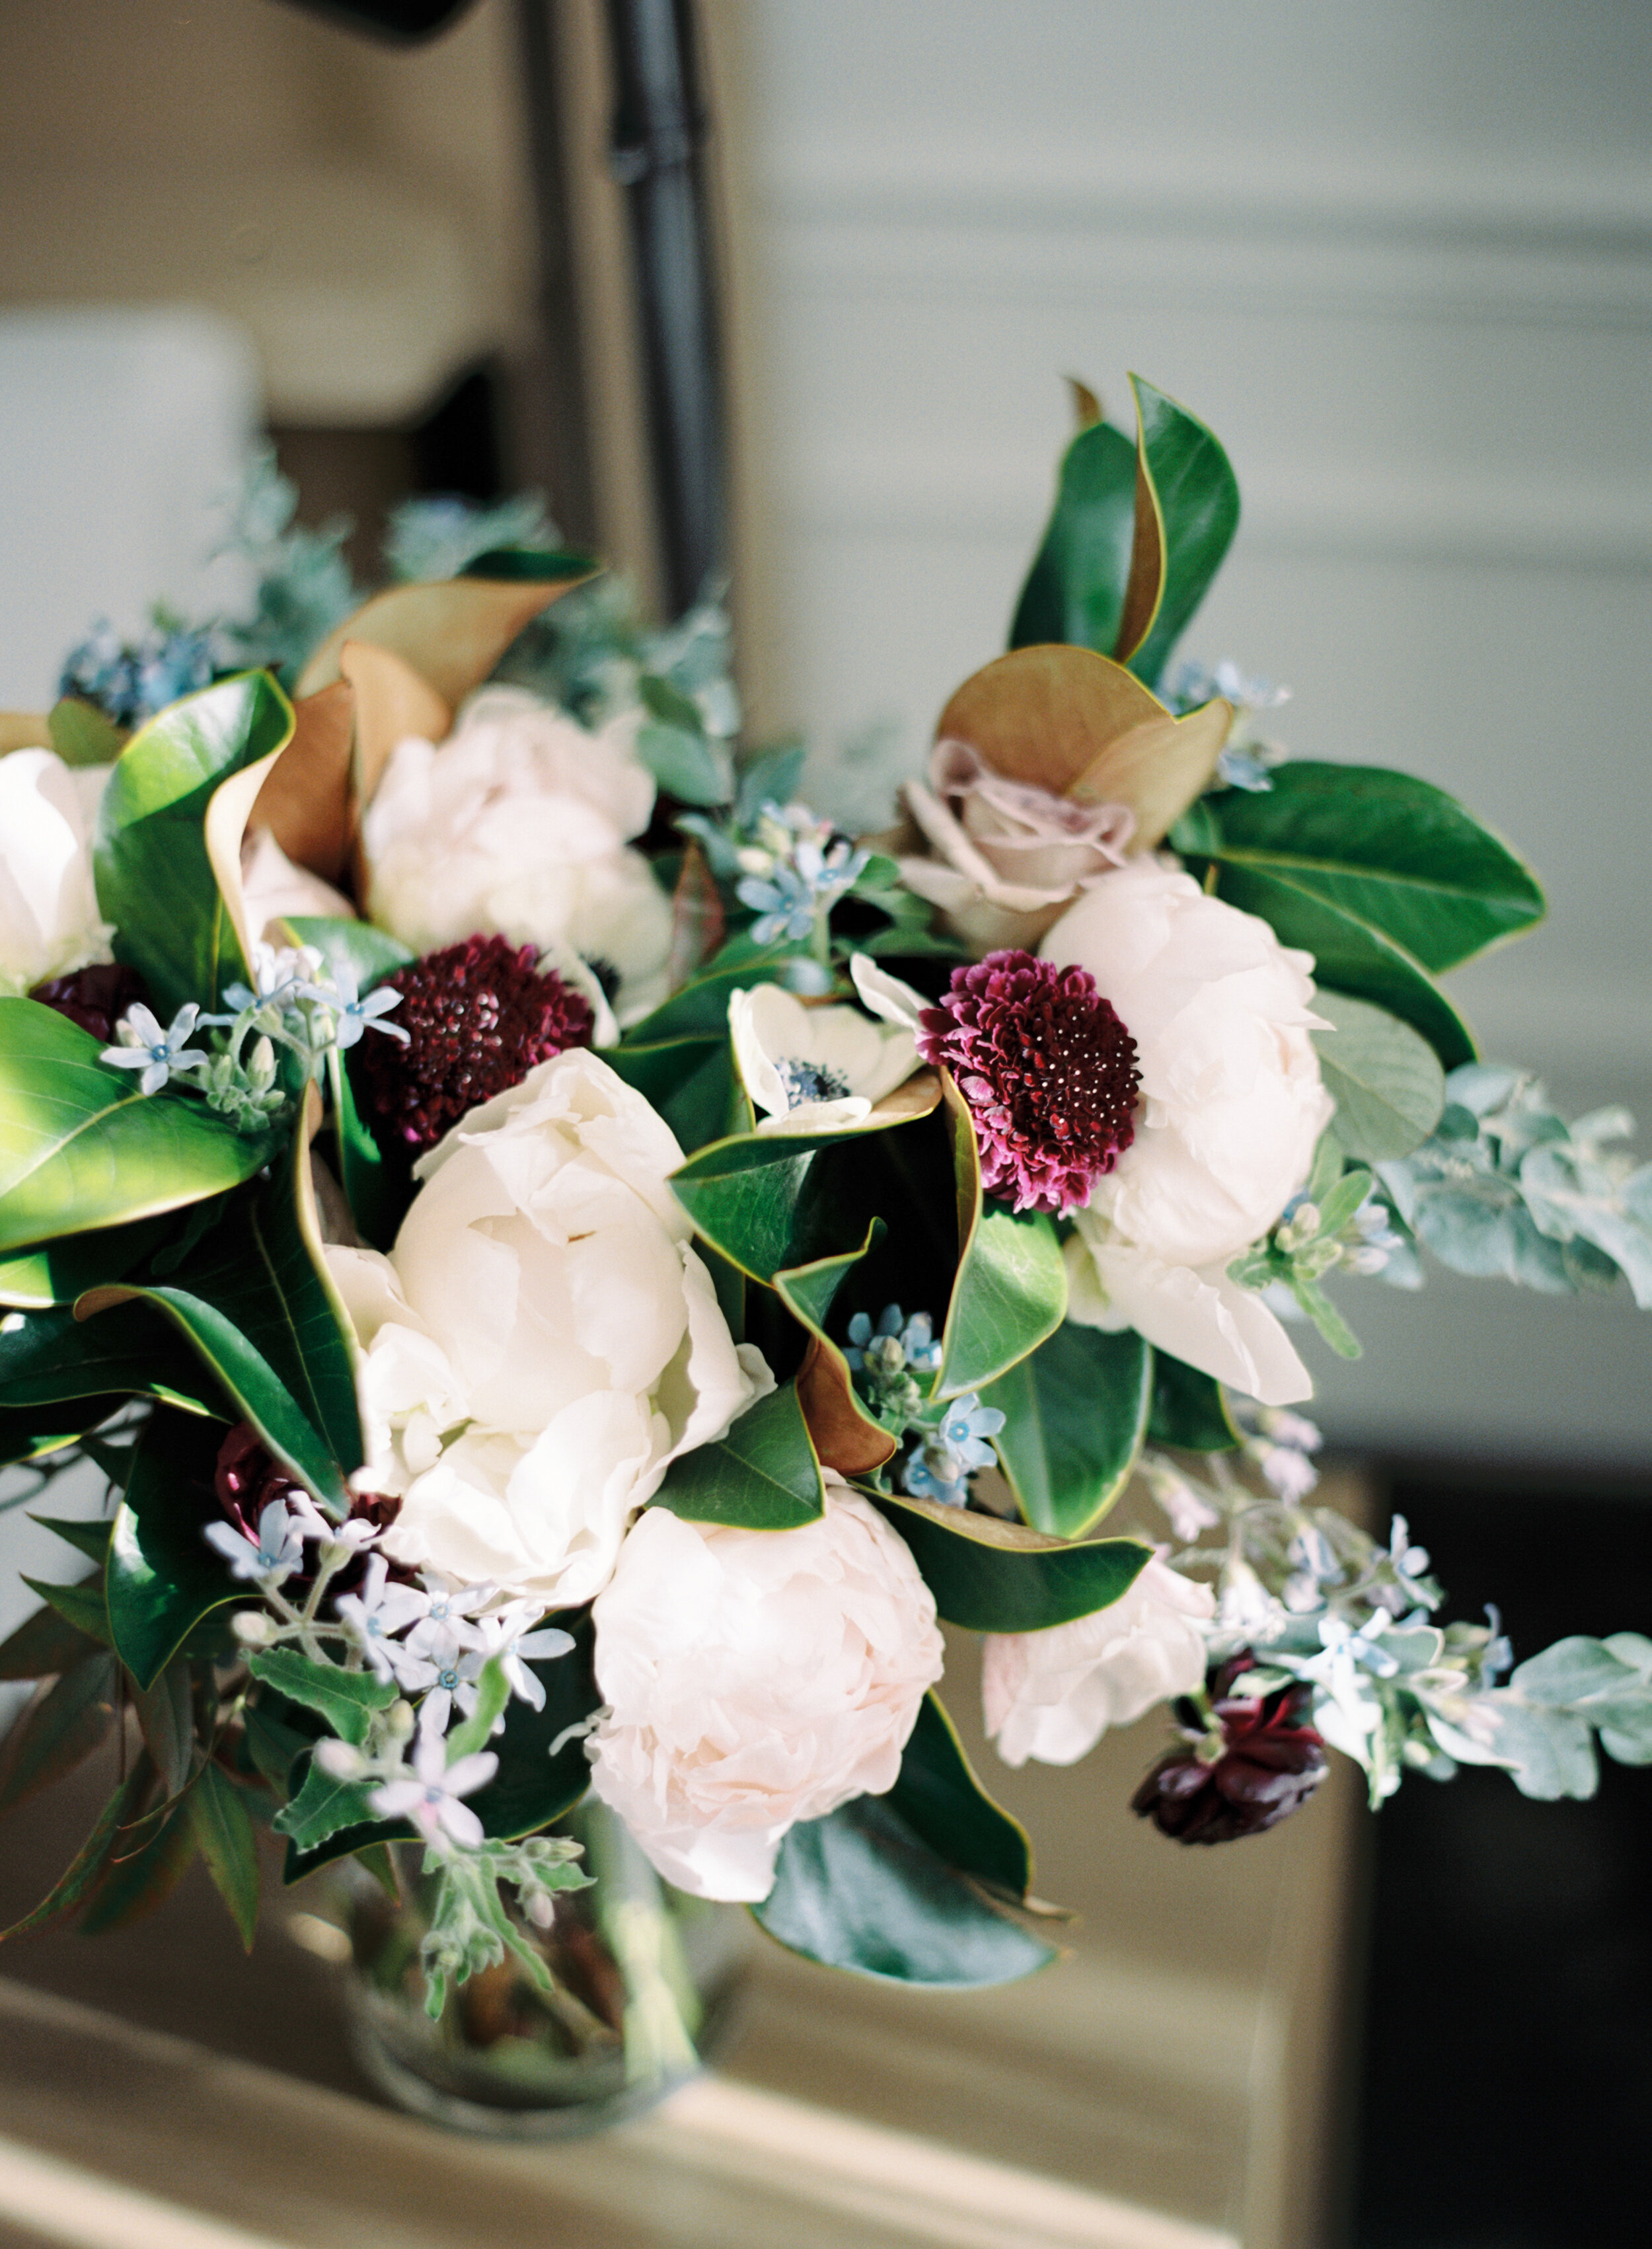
603, 0, 728, 619
513, 0, 600, 546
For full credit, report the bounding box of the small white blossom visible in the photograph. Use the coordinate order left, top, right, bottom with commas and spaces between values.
204, 1497, 305, 1585
334, 1553, 433, 1685
371, 1716, 498, 1847
102, 1001, 209, 1096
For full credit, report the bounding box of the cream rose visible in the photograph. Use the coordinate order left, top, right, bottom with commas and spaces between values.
326, 1049, 770, 1608
983, 1554, 1215, 1768
0, 749, 112, 995
361, 686, 673, 1023
587, 1478, 946, 1901
1043, 857, 1333, 1404
897, 738, 1134, 955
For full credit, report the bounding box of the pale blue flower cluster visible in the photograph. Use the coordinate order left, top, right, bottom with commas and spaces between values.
59, 613, 219, 730
735, 802, 869, 946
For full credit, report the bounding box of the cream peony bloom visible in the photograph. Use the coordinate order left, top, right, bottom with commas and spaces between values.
587, 1477, 945, 1901
730, 979, 919, 1134
0, 750, 112, 995
326, 1049, 770, 1608
982, 1554, 1215, 1768
1043, 857, 1333, 1404
361, 686, 674, 1024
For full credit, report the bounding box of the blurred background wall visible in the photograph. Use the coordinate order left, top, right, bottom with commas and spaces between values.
0, 0, 1647, 1470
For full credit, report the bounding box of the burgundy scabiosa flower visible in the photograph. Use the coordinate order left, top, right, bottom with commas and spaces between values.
30, 961, 150, 1045
352, 933, 595, 1151
915, 948, 1140, 1215
1131, 1658, 1328, 1845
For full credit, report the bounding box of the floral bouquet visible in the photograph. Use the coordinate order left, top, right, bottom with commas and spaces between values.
3, 384, 1651, 2045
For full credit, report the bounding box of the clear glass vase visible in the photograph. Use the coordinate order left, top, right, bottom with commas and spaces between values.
334, 1802, 751, 2137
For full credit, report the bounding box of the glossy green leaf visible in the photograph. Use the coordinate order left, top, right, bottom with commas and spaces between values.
30, 1515, 112, 1567
48, 695, 127, 767
1208, 863, 1477, 1069
1008, 418, 1139, 654
936, 1079, 1066, 1398
0, 1000, 276, 1254
460, 546, 599, 582
608, 1036, 737, 1161
0, 1217, 169, 1309
0, 1296, 218, 1416
651, 1381, 825, 1529
465, 1613, 599, 1842
0, 1758, 150, 1942
0, 1396, 128, 1468
20, 1574, 110, 1644
773, 1224, 901, 1474
283, 915, 413, 993
887, 1693, 1031, 1899
985, 1323, 1151, 1538
1146, 1352, 1240, 1451
621, 936, 805, 1045
187, 1762, 260, 1949
133, 1660, 194, 1799
328, 1046, 402, 1250
1119, 376, 1242, 687
247, 1647, 397, 1747
1192, 763, 1544, 973
108, 1408, 239, 1691
79, 1797, 196, 1933
755, 1792, 1055, 1987
0, 1652, 118, 1813
94, 671, 294, 1016
0, 1602, 100, 1681
1314, 990, 1448, 1163
874, 1492, 1150, 1633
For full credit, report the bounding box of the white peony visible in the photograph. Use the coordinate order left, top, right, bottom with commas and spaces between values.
1042, 857, 1333, 1404
361, 686, 674, 1023
326, 1049, 770, 1609
587, 1477, 945, 1901
0, 750, 112, 995
982, 1554, 1215, 1768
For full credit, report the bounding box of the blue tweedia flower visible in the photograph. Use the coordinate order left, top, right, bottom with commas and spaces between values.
902, 1449, 970, 1508
734, 800, 868, 943
935, 1392, 1006, 1472
204, 1497, 306, 1585
844, 1303, 942, 1380
59, 613, 219, 730
301, 963, 408, 1050
100, 1001, 209, 1096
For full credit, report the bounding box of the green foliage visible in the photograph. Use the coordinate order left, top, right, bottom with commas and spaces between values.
1227, 1133, 1372, 1359
187, 1762, 260, 1949
19, 1573, 110, 1644
385, 492, 560, 585
0, 1652, 118, 1814
1143, 1352, 1239, 1452
93, 672, 294, 1016
0, 1001, 275, 1256
887, 1693, 1031, 1899
1381, 1066, 1652, 1303
985, 1322, 1150, 1537
465, 1614, 601, 1841
0, 1602, 101, 1682
1121, 376, 1242, 687
754, 1792, 1055, 1987
936, 1082, 1067, 1397
1010, 417, 1139, 654
0, 1217, 169, 1310
107, 1408, 241, 1690
607, 1035, 735, 1160
247, 1647, 398, 1747
217, 445, 359, 685
1313, 991, 1447, 1163
651, 1380, 825, 1529
636, 673, 733, 806
874, 1492, 1150, 1633
0, 1295, 221, 1420
0, 1758, 152, 1942
79, 1795, 198, 1934
272, 1753, 384, 1857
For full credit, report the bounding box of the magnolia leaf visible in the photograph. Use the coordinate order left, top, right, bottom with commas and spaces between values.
874, 1492, 1150, 1633
985, 1322, 1151, 1537
936, 1075, 1066, 1398
0, 1000, 276, 1254
0, 1217, 170, 1310
1115, 375, 1242, 686
934, 644, 1230, 850
47, 699, 127, 766
295, 570, 590, 708
94, 672, 295, 1016
888, 1692, 1032, 1899
775, 1225, 899, 1476
465, 1613, 600, 1841
1193, 763, 1544, 975
650, 1381, 825, 1529
340, 640, 451, 816
249, 677, 357, 882
1008, 418, 1139, 654
0, 1296, 219, 1422
108, 1407, 243, 1691
754, 1792, 1055, 1987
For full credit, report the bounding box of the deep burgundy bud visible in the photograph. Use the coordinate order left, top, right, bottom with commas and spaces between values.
915, 948, 1139, 1215
1132, 1658, 1328, 1845
353, 933, 595, 1151
30, 961, 150, 1046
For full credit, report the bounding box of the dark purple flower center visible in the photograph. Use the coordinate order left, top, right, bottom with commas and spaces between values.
915, 948, 1140, 1217
353, 933, 595, 1150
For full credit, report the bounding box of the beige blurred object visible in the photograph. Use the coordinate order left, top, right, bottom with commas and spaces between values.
0, 1467, 1370, 2248
0, 0, 534, 426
